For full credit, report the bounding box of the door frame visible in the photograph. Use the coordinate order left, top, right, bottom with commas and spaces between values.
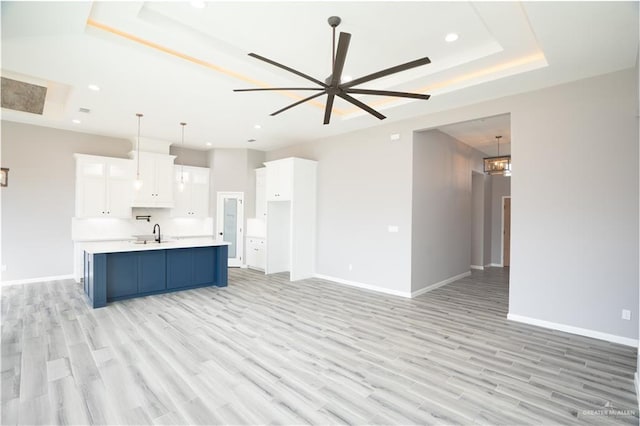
216, 192, 244, 267
501, 196, 511, 267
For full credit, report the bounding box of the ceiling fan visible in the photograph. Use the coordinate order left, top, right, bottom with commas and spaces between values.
234, 16, 431, 125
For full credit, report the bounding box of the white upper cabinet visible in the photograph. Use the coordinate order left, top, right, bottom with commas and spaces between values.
132, 152, 176, 208
171, 165, 210, 217
265, 159, 293, 201
255, 167, 267, 219
75, 154, 133, 218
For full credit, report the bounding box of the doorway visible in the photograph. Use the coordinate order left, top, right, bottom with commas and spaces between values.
502, 196, 511, 267
216, 192, 244, 267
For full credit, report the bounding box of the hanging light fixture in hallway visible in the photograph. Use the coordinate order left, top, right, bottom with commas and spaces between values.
484, 135, 511, 176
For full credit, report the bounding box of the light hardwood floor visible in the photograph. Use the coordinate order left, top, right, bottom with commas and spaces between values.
1, 268, 638, 425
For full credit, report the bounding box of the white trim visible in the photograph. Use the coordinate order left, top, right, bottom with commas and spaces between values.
501, 195, 511, 267
314, 274, 411, 298
488, 263, 503, 267
507, 313, 639, 347
216, 192, 244, 268
470, 265, 484, 270
411, 271, 471, 298
1, 274, 75, 287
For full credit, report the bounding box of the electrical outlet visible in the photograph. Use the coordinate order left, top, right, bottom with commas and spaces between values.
1, 265, 6, 272
621, 309, 631, 321
388, 225, 399, 233
390, 133, 400, 141
348, 264, 353, 271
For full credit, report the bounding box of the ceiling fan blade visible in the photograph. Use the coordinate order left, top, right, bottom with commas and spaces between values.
248, 53, 327, 87
345, 88, 430, 100
270, 91, 326, 117
324, 94, 335, 125
330, 32, 351, 86
338, 93, 386, 120
342, 56, 431, 89
234, 87, 324, 92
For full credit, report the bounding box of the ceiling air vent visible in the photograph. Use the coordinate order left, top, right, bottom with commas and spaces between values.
1, 77, 47, 115
79, 107, 91, 114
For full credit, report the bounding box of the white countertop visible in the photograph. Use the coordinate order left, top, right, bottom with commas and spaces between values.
83, 238, 230, 254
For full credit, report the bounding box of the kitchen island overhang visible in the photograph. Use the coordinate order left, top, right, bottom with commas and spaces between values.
83, 239, 230, 308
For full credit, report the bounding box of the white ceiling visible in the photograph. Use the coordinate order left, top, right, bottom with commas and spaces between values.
1, 1, 637, 152
438, 113, 511, 156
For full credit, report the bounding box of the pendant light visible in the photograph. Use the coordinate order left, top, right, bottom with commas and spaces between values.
483, 135, 511, 176
134, 113, 144, 190
179, 122, 186, 192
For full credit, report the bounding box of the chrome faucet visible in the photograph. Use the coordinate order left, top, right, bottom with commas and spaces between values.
153, 223, 161, 243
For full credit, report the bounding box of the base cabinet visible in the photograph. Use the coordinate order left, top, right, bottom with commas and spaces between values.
85, 245, 228, 308
246, 237, 266, 270
105, 251, 166, 299
167, 247, 218, 289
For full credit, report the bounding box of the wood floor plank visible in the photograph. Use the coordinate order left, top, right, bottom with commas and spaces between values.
1, 267, 638, 425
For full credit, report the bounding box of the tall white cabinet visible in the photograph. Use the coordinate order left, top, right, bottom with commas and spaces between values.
264, 157, 317, 281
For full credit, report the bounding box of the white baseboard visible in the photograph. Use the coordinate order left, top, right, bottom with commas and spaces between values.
507, 313, 639, 347
1, 274, 75, 287
314, 274, 411, 298
488, 263, 503, 267
411, 271, 471, 298
470, 265, 484, 270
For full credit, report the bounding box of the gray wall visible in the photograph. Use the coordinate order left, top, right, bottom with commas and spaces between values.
266, 126, 414, 294
483, 175, 493, 266
1, 121, 131, 281
508, 69, 638, 339
267, 67, 638, 340
490, 175, 511, 265
411, 130, 484, 292
471, 172, 485, 268
169, 146, 209, 168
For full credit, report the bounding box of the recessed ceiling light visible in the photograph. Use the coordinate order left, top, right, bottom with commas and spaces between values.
88, 84, 100, 91
72, 119, 81, 124
206, 142, 212, 147
445, 33, 459, 43
190, 0, 206, 8
254, 124, 262, 129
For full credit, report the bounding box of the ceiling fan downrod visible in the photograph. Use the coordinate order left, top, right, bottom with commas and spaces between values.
328, 16, 341, 74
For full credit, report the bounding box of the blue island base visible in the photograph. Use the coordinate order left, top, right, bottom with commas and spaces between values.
84, 245, 228, 308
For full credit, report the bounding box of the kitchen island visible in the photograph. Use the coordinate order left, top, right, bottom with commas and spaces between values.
83, 239, 229, 308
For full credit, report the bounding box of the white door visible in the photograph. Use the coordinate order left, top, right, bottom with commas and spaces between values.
216, 192, 244, 267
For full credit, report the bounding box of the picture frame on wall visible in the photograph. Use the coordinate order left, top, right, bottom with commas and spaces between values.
1, 168, 9, 187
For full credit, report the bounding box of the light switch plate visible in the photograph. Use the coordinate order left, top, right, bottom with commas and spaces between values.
622, 309, 631, 320
388, 225, 399, 233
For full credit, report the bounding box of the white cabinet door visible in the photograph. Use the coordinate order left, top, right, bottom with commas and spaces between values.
171, 167, 191, 217
265, 159, 293, 201
133, 154, 156, 205
190, 167, 210, 217
154, 156, 175, 206
106, 160, 133, 218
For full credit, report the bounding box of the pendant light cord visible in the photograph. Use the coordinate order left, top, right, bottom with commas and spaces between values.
180, 122, 186, 183
136, 113, 143, 180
